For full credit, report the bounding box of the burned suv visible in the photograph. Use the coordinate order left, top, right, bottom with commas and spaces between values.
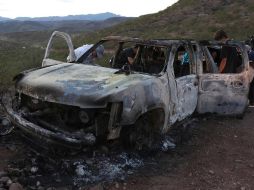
1, 31, 252, 149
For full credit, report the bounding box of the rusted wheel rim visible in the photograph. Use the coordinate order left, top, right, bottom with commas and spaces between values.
0, 115, 14, 136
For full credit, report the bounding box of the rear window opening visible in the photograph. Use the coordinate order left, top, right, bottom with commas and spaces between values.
203, 44, 244, 74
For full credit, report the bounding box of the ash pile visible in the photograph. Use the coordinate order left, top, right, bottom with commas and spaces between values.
0, 132, 144, 189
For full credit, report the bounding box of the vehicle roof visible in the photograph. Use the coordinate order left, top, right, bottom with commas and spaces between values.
101, 36, 245, 48
101, 36, 195, 47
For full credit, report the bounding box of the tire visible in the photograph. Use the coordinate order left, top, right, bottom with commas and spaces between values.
122, 109, 164, 151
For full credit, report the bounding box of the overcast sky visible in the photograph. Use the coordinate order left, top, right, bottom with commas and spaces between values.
0, 0, 178, 18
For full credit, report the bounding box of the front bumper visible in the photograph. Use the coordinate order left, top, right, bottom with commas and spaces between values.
1, 96, 96, 149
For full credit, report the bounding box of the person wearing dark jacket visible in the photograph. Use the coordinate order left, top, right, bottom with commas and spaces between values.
214, 30, 241, 73
114, 45, 139, 68
247, 45, 254, 105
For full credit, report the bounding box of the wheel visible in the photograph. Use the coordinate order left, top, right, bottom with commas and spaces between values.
0, 115, 14, 136
122, 110, 164, 151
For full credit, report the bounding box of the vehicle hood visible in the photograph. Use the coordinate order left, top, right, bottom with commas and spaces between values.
16, 63, 154, 108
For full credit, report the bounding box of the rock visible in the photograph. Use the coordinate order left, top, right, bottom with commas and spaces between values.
75, 165, 85, 176
36, 181, 40, 187
100, 146, 109, 154
0, 176, 10, 183
161, 136, 176, 152
37, 186, 45, 190
30, 167, 38, 174
0, 171, 7, 178
31, 158, 37, 165
46, 188, 56, 190
6, 145, 16, 152
6, 179, 12, 187
7, 168, 22, 177
89, 183, 103, 190
9, 183, 23, 190
55, 178, 61, 183
115, 182, 119, 189
234, 159, 243, 163
240, 187, 246, 190
85, 160, 93, 166
208, 170, 215, 175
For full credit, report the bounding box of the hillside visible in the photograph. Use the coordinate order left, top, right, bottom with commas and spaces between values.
0, 40, 44, 86
75, 0, 254, 43
0, 31, 54, 46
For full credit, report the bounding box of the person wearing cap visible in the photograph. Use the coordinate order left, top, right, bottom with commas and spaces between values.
214, 30, 242, 73
68, 44, 104, 64
82, 44, 104, 64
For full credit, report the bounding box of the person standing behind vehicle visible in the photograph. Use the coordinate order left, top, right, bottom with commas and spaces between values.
247, 45, 254, 105
82, 45, 104, 64
214, 30, 242, 73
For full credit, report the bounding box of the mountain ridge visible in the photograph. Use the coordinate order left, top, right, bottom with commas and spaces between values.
0, 17, 132, 34
0, 12, 124, 22
0, 16, 11, 21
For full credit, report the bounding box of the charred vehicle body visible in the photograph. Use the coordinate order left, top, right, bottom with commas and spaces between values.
1, 31, 252, 149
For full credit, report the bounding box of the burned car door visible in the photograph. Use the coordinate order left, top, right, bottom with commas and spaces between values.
167, 42, 198, 124
42, 31, 76, 66
197, 41, 250, 115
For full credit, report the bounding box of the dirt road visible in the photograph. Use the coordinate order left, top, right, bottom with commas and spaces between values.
106, 107, 254, 190
0, 107, 254, 190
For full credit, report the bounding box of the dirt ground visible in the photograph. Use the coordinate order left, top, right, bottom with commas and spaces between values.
106, 107, 254, 190
1, 107, 254, 190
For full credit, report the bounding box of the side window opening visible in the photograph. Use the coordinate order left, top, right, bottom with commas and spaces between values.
140, 45, 166, 74
203, 44, 243, 74
91, 41, 120, 68
111, 42, 124, 67
88, 41, 167, 75
113, 43, 167, 74
111, 42, 139, 69
173, 45, 192, 78
202, 46, 219, 73
48, 36, 70, 62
